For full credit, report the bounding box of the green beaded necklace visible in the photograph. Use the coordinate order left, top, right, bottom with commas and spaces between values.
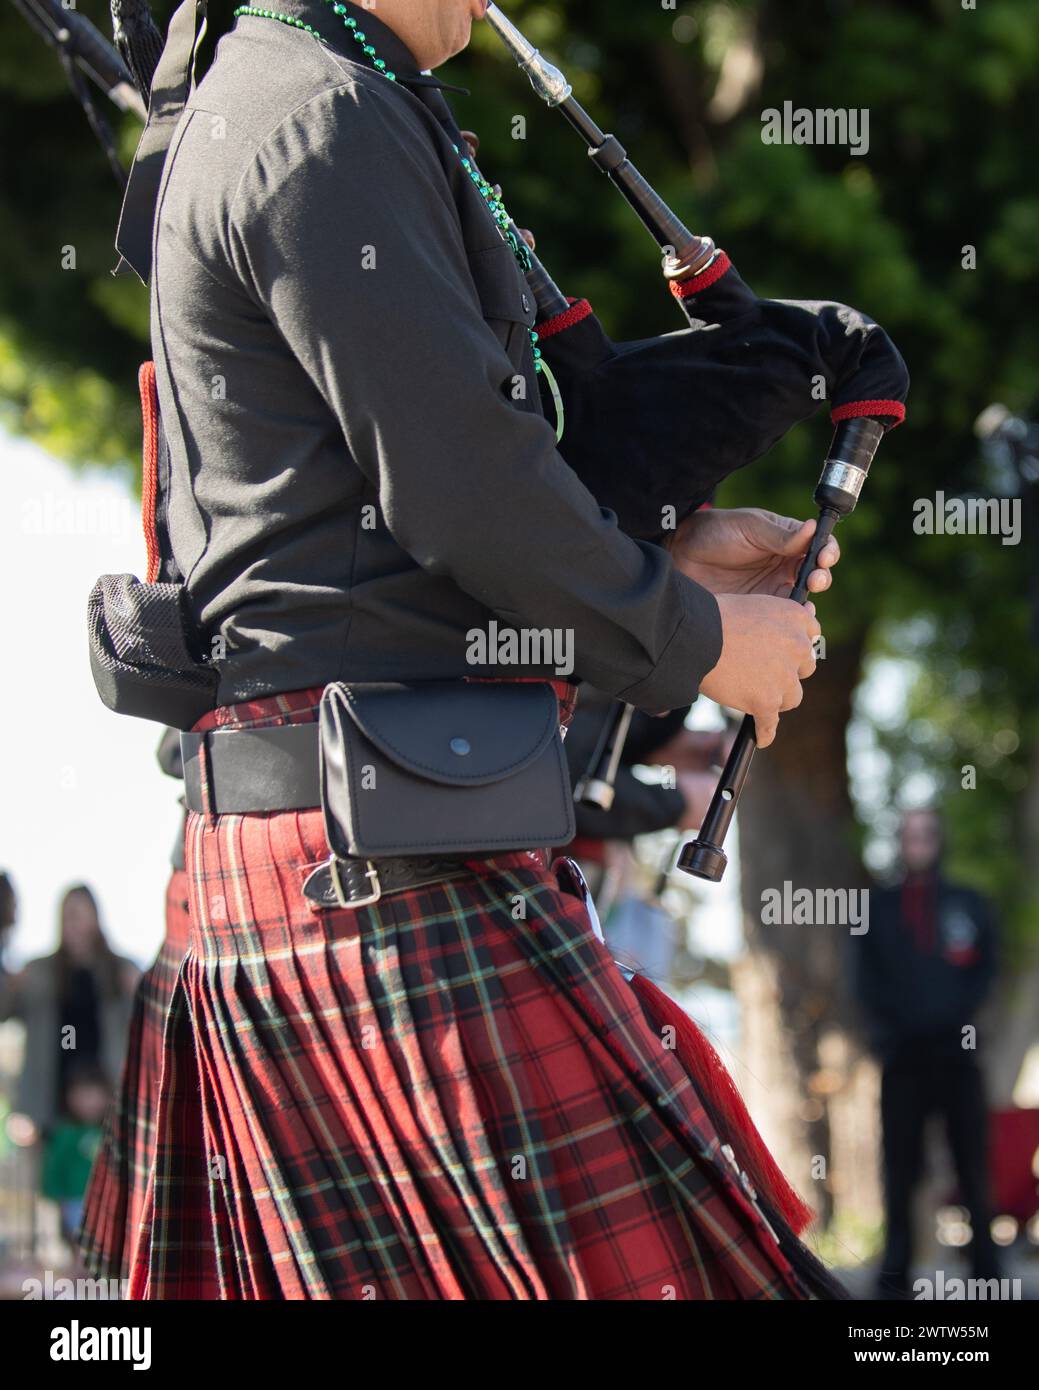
232, 2, 545, 376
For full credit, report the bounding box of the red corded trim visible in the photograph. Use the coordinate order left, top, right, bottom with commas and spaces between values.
669, 250, 733, 299
831, 399, 906, 429
536, 297, 593, 340
138, 361, 161, 583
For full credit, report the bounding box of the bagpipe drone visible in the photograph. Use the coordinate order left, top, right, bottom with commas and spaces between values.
481, 2, 908, 885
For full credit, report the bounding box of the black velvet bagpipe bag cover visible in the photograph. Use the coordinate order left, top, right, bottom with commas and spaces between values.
538, 251, 909, 541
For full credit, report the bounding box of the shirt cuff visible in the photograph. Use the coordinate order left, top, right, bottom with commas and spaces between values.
616, 577, 723, 715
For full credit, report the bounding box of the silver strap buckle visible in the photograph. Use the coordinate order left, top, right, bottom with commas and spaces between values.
328, 857, 382, 910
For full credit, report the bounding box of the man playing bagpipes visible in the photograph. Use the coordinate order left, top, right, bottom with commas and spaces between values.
82, 0, 907, 1298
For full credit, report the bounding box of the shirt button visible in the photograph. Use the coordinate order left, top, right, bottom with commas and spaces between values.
521, 293, 530, 313
450, 738, 471, 756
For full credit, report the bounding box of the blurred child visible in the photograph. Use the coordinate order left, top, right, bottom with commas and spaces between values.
41, 1063, 110, 1243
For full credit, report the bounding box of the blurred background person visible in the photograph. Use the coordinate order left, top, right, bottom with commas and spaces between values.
562, 688, 729, 974
853, 807, 1001, 1298
0, 885, 137, 1153
0, 873, 16, 984
564, 691, 727, 892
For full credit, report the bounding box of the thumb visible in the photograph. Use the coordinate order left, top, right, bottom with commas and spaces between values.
749, 513, 814, 555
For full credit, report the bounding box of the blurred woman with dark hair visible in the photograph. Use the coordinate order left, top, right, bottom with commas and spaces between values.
0, 871, 16, 979
0, 885, 137, 1141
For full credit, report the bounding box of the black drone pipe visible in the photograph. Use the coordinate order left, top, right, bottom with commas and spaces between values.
485, 3, 716, 282
8, 0, 146, 115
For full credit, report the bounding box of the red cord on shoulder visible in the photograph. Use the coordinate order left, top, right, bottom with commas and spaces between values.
139, 361, 161, 584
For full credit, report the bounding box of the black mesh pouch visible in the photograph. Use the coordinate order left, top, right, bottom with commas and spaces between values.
87, 573, 218, 730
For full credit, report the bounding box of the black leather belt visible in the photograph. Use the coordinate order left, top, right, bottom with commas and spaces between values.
181, 723, 322, 814
301, 855, 470, 910
180, 725, 471, 910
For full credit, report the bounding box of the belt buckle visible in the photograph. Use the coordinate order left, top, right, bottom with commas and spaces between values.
328, 856, 382, 909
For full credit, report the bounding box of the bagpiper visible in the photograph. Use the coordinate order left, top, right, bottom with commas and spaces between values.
83, 0, 912, 1299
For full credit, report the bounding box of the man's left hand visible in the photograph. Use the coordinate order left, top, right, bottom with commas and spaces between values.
667, 507, 840, 598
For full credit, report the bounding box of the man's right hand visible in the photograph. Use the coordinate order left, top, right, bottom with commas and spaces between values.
699, 594, 820, 748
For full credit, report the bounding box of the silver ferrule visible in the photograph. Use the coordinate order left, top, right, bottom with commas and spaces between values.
574, 776, 616, 812
484, 3, 573, 106
820, 459, 868, 499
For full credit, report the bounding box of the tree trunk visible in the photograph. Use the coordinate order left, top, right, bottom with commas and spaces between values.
735, 629, 869, 1226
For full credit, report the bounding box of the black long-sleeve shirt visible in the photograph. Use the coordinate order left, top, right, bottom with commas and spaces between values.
149, 0, 722, 709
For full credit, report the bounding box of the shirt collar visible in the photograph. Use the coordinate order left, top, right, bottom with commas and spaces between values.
256, 0, 469, 94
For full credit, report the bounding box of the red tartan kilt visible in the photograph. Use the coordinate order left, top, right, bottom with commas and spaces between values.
79, 869, 191, 1281
124, 691, 808, 1300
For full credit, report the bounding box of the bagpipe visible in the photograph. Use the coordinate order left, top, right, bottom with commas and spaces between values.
482, 4, 907, 1267
483, 2, 909, 889
19, 0, 901, 1264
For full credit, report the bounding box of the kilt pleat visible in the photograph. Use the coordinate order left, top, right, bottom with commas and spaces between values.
127, 797, 810, 1300
129, 971, 231, 1300
79, 869, 192, 1282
